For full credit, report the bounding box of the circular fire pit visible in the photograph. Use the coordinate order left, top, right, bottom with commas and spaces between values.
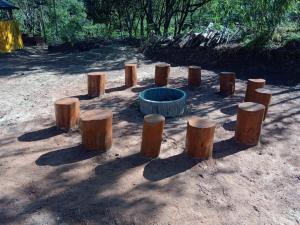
139, 87, 187, 117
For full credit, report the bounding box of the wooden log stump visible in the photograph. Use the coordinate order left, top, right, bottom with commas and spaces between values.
253, 88, 272, 120
87, 72, 106, 97
140, 114, 165, 158
125, 63, 137, 87
185, 117, 216, 159
244, 78, 265, 102
80, 109, 113, 151
155, 63, 170, 86
55, 97, 80, 131
188, 66, 201, 88
219, 72, 236, 95
235, 102, 265, 145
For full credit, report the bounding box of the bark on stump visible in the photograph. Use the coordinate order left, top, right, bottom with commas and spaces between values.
244, 78, 265, 102
55, 97, 80, 131
188, 66, 201, 88
155, 63, 170, 86
125, 63, 137, 87
87, 72, 106, 97
185, 117, 216, 159
80, 109, 113, 151
219, 72, 236, 95
140, 114, 165, 158
235, 102, 265, 145
253, 88, 272, 120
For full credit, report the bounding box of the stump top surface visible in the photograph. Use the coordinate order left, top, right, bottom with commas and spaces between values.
125, 63, 137, 67
81, 109, 112, 121
248, 78, 265, 83
255, 88, 272, 95
156, 63, 170, 68
189, 65, 201, 70
87, 72, 106, 77
220, 72, 236, 76
144, 114, 165, 124
239, 102, 265, 112
55, 97, 79, 105
188, 116, 215, 128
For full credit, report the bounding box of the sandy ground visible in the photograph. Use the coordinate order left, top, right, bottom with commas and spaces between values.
0, 45, 299, 225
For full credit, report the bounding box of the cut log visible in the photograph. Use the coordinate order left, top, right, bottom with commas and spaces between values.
87, 72, 106, 97
188, 66, 201, 88
219, 72, 236, 96
235, 102, 265, 145
155, 63, 170, 86
185, 117, 216, 159
80, 109, 113, 151
125, 63, 137, 87
253, 88, 272, 120
140, 114, 165, 158
55, 97, 80, 131
244, 78, 265, 102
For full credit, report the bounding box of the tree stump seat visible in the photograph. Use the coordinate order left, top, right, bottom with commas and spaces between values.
188, 66, 201, 88
125, 63, 137, 87
80, 109, 113, 151
219, 72, 236, 96
253, 88, 272, 120
244, 78, 265, 102
155, 63, 170, 86
235, 102, 265, 145
55, 97, 80, 131
140, 114, 165, 158
87, 72, 106, 97
185, 117, 216, 159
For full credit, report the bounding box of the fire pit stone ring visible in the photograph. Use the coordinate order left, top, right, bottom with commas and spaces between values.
139, 87, 187, 117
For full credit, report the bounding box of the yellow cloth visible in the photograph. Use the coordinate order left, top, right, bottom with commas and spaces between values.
0, 20, 23, 53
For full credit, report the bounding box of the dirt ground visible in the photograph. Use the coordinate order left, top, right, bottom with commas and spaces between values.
0, 45, 299, 225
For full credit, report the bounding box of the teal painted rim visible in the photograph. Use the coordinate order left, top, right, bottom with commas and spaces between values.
139, 87, 187, 104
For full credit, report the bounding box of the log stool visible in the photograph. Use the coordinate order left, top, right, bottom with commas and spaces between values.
219, 72, 236, 95
185, 117, 216, 159
125, 63, 137, 87
253, 88, 272, 120
235, 102, 265, 145
155, 63, 170, 86
80, 109, 113, 151
140, 114, 165, 158
244, 78, 265, 102
188, 66, 201, 88
55, 97, 80, 131
87, 72, 106, 97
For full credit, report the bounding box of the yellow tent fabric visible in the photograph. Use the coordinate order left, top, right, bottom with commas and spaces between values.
0, 20, 23, 53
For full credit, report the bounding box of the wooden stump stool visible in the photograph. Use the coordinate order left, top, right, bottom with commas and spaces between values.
80, 109, 113, 151
235, 102, 265, 145
244, 78, 265, 102
219, 72, 236, 95
55, 97, 80, 131
185, 117, 216, 159
140, 114, 165, 158
87, 72, 106, 97
125, 63, 137, 87
155, 63, 170, 86
253, 88, 272, 120
188, 66, 201, 88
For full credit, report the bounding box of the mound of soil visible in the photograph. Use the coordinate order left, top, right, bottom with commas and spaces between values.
144, 40, 300, 85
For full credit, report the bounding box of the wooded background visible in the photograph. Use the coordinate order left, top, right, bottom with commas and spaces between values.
8, 0, 300, 47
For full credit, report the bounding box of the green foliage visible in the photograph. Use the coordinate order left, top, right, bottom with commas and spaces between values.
8, 0, 300, 46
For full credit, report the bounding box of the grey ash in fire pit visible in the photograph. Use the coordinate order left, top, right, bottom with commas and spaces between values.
139, 87, 187, 117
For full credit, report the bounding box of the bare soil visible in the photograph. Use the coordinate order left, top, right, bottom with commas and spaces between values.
0, 45, 299, 225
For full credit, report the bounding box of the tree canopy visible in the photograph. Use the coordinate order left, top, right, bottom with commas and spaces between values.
10, 0, 300, 47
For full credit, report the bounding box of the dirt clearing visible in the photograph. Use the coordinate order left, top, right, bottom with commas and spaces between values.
0, 45, 299, 225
